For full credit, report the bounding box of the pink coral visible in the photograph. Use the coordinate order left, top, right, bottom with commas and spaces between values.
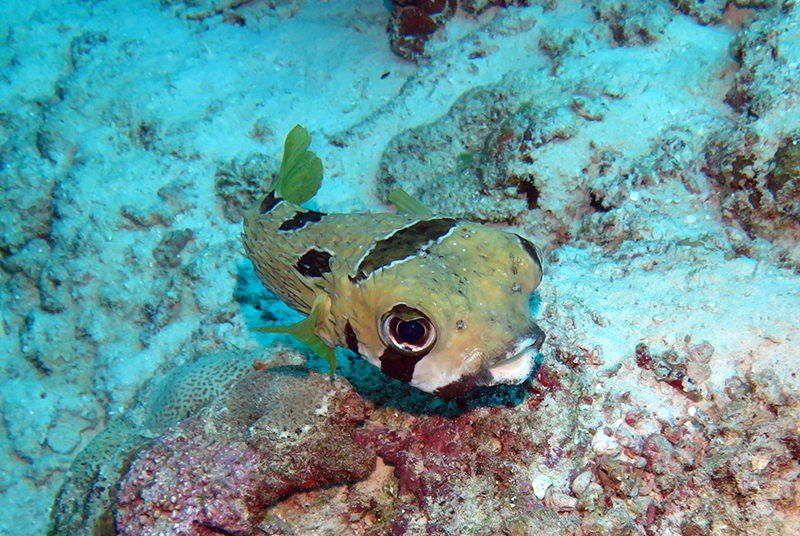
116, 370, 375, 536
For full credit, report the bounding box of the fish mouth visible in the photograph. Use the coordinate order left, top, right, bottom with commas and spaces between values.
487, 324, 546, 384
432, 323, 546, 399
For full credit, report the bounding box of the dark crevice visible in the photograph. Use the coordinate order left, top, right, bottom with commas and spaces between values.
589, 191, 612, 213
517, 180, 540, 209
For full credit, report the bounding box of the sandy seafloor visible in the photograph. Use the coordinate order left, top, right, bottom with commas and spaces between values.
1, 0, 800, 534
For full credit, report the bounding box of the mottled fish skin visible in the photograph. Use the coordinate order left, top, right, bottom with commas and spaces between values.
242, 191, 545, 398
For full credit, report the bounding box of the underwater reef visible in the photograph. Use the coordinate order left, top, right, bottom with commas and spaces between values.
2, 0, 800, 534
51, 345, 800, 535
116, 368, 374, 536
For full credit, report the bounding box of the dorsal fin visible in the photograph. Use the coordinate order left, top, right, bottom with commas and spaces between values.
274, 125, 324, 204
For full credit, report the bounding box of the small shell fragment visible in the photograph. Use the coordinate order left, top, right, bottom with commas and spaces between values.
592, 430, 621, 456
531, 474, 553, 499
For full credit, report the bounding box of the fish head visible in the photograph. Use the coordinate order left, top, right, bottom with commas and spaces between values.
336, 222, 545, 398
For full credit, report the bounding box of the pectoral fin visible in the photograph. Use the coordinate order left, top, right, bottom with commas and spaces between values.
253, 293, 337, 374
388, 187, 433, 218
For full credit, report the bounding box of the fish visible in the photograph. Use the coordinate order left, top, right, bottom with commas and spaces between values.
242, 125, 545, 398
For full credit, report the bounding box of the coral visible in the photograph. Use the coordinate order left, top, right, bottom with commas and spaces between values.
387, 0, 456, 61
116, 369, 375, 536
214, 153, 278, 223
48, 348, 306, 536
592, 0, 672, 45
725, 13, 800, 118
52, 344, 800, 536
48, 417, 147, 536
145, 349, 277, 432
349, 365, 587, 535
704, 126, 800, 265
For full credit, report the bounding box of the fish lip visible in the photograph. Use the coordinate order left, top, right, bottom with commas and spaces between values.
486, 324, 546, 384
431, 324, 546, 399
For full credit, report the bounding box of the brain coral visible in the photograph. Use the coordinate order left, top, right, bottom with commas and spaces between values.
145, 348, 295, 432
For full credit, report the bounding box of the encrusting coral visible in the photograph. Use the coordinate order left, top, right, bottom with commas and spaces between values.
47, 348, 306, 536
116, 368, 375, 536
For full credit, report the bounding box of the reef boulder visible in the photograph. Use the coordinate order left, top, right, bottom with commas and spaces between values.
115, 368, 375, 536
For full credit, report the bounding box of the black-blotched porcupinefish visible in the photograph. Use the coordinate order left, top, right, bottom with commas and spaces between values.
242, 125, 545, 398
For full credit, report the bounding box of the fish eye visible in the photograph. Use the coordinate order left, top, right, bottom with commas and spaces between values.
380, 305, 437, 356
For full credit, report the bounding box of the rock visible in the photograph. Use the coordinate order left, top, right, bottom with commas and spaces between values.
115, 368, 375, 536
545, 491, 578, 511
592, 429, 621, 456
571, 470, 593, 496
152, 228, 194, 268
532, 474, 554, 499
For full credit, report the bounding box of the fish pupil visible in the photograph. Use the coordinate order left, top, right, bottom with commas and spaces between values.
397, 319, 425, 343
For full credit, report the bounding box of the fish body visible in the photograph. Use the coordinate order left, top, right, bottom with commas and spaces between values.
243, 191, 545, 398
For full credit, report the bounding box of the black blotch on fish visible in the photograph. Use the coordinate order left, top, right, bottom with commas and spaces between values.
260, 191, 282, 214
433, 370, 492, 399
344, 321, 359, 354
295, 249, 332, 278
379, 347, 425, 384
351, 218, 458, 283
278, 210, 325, 231
514, 233, 542, 271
